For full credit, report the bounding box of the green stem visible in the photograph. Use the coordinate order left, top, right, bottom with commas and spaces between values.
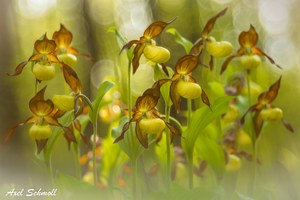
246, 71, 257, 196
73, 143, 81, 179
187, 99, 193, 189
187, 99, 192, 126
44, 150, 54, 186
187, 152, 194, 189
92, 123, 98, 186
165, 105, 171, 191
127, 59, 138, 199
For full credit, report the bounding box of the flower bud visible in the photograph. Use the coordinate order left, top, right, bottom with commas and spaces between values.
52, 95, 74, 112
240, 54, 261, 69
222, 105, 239, 123
32, 63, 56, 81
58, 53, 77, 67
29, 124, 52, 140
206, 37, 233, 57
139, 118, 166, 135
143, 45, 170, 63
236, 130, 252, 151
226, 154, 241, 172
260, 108, 283, 121
176, 81, 202, 99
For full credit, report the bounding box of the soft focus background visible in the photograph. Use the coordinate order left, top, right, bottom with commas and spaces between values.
1, 0, 300, 199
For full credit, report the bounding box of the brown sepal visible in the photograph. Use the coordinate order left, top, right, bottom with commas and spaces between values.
29, 87, 54, 117
114, 121, 131, 144
209, 55, 214, 71
135, 121, 148, 148
165, 122, 181, 143
62, 63, 82, 93
252, 47, 282, 69
220, 54, 239, 74
52, 24, 73, 49
238, 25, 258, 48
160, 63, 170, 77
253, 110, 263, 138
132, 43, 145, 74
189, 38, 203, 55
34, 34, 56, 54
281, 119, 294, 133
7, 61, 28, 76
175, 54, 199, 75
36, 139, 48, 154
201, 89, 211, 110
120, 40, 140, 54
170, 80, 181, 112
201, 8, 228, 38
143, 17, 177, 39
3, 116, 37, 144
258, 76, 281, 105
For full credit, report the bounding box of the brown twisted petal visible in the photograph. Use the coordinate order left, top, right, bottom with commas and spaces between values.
143, 17, 177, 39
132, 43, 145, 74
201, 8, 228, 38
258, 76, 281, 105
62, 63, 82, 93
136, 121, 148, 148
34, 34, 57, 54
165, 122, 180, 143
114, 120, 131, 144
252, 47, 282, 69
7, 61, 28, 76
4, 116, 38, 144
170, 80, 181, 111
238, 25, 258, 48
52, 24, 73, 48
281, 119, 294, 133
36, 139, 48, 154
120, 40, 140, 54
201, 89, 211, 109
175, 54, 199, 75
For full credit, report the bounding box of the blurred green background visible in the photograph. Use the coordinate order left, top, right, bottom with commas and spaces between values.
1, 0, 300, 199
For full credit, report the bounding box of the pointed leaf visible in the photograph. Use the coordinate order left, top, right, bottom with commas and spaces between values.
182, 96, 232, 155
89, 81, 114, 124
167, 28, 193, 53
143, 17, 177, 39
239, 25, 258, 48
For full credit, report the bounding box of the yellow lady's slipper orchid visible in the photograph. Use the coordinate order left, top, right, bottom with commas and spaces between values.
225, 154, 241, 172
143, 45, 171, 64
175, 81, 202, 99
260, 107, 283, 121
52, 94, 75, 112
240, 54, 261, 69
29, 124, 52, 140
206, 37, 233, 58
32, 63, 56, 81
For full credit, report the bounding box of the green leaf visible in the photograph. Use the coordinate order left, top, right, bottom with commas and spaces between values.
182, 96, 232, 155
195, 135, 226, 178
154, 65, 174, 106
89, 81, 114, 124
167, 28, 193, 54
